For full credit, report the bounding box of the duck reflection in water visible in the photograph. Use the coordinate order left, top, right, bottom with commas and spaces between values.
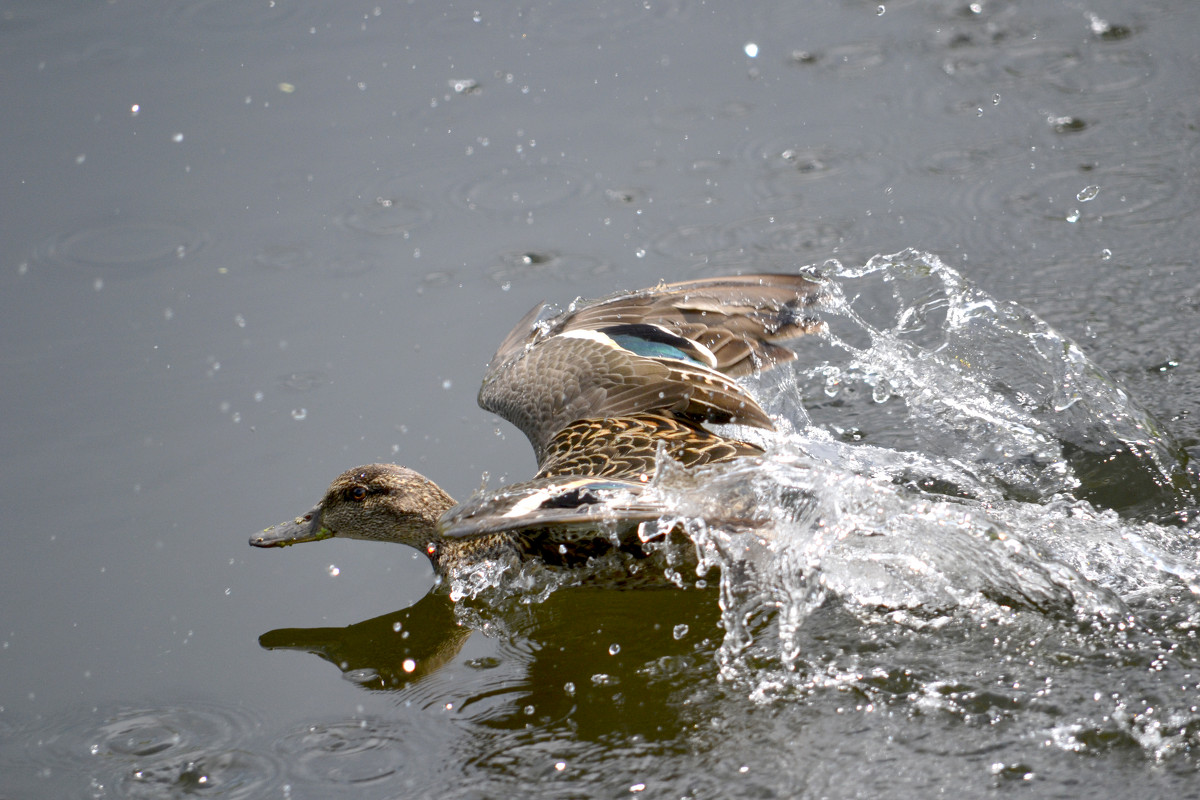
258, 585, 726, 740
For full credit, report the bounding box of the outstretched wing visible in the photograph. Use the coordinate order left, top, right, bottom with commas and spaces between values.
478, 273, 823, 462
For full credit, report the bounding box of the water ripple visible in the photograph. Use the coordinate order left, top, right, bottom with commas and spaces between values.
271, 716, 452, 794
1002, 158, 1186, 229
334, 174, 438, 237
21, 703, 279, 800
31, 220, 206, 276
650, 211, 847, 263
914, 148, 1192, 257
487, 250, 612, 288
252, 243, 316, 273
453, 164, 593, 218
735, 129, 897, 208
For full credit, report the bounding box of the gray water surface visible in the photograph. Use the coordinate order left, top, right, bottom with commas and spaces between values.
2, 1, 1199, 797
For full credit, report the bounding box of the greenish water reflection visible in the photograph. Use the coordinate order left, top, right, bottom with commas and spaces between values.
260, 586, 724, 742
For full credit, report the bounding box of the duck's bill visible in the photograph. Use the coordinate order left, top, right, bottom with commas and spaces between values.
250, 504, 331, 547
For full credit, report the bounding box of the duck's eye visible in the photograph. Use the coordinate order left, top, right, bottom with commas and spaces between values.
349, 486, 368, 501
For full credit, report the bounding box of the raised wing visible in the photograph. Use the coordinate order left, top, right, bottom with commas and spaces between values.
478, 274, 823, 462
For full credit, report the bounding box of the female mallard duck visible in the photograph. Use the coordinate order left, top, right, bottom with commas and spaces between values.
250, 274, 823, 575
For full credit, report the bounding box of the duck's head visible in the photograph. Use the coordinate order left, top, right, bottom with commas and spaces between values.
250, 464, 457, 556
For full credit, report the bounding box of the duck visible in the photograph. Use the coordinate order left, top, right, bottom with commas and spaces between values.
250, 273, 824, 576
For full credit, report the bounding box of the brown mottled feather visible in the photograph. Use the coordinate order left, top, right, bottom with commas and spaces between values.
536, 414, 764, 480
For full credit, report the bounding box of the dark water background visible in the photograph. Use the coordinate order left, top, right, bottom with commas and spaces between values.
2, 1, 1199, 797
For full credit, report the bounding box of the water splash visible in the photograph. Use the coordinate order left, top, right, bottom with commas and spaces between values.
786, 249, 1188, 515
443, 250, 1200, 756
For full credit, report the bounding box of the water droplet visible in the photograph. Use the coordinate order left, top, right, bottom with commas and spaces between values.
876, 5, 885, 15
523, 704, 535, 715
563, 681, 576, 695
327, 564, 340, 577
555, 761, 567, 771
253, 391, 264, 402
172, 132, 184, 143
441, 378, 453, 390
608, 643, 621, 655
635, 248, 646, 259
130, 104, 140, 116
1066, 209, 1081, 223
290, 408, 307, 420
743, 42, 759, 58
76, 153, 87, 164
234, 313, 246, 327
402, 658, 416, 672
392, 621, 403, 632
673, 624, 689, 640
1100, 248, 1113, 260
1076, 184, 1100, 202
992, 93, 1001, 105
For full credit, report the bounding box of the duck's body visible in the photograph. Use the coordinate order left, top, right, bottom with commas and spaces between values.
251, 273, 823, 576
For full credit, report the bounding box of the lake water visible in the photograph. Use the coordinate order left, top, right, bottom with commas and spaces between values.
2, 1, 1199, 797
